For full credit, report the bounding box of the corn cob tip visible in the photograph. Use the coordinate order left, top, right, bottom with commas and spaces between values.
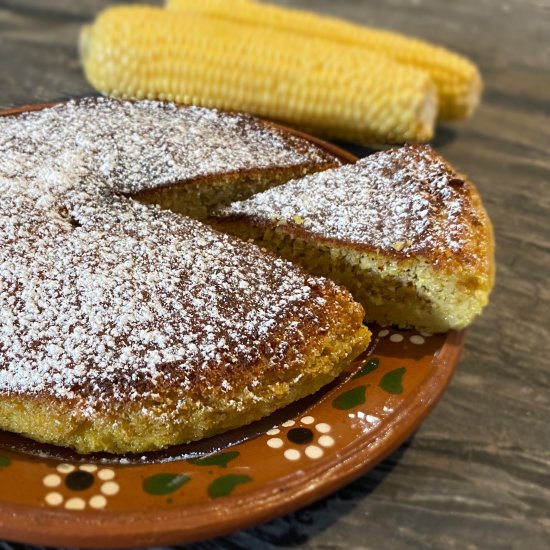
79, 25, 91, 65
465, 69, 483, 119
417, 87, 438, 142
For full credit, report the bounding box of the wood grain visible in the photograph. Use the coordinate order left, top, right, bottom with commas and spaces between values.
0, 0, 549, 548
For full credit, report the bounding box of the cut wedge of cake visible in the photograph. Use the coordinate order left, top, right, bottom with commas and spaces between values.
212, 145, 495, 333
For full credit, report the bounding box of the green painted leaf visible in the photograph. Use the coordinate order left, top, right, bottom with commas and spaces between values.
379, 367, 406, 394
187, 451, 239, 468
352, 357, 380, 379
0, 455, 11, 467
208, 474, 252, 498
332, 386, 366, 410
143, 473, 190, 496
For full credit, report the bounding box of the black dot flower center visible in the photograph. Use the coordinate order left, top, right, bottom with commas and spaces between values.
287, 427, 314, 445
65, 470, 95, 491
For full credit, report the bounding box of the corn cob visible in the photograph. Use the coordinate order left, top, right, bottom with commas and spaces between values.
80, 6, 437, 144
167, 0, 481, 120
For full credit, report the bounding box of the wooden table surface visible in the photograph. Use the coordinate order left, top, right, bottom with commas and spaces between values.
0, 0, 549, 548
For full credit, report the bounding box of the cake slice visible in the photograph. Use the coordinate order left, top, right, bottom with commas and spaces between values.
212, 145, 495, 333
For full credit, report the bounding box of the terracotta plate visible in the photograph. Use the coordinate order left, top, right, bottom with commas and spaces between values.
0, 102, 465, 548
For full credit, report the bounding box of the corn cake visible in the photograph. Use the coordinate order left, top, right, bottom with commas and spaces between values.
212, 145, 495, 333
0, 98, 369, 454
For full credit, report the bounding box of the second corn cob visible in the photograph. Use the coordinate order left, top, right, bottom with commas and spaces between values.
80, 5, 437, 144
168, 0, 482, 121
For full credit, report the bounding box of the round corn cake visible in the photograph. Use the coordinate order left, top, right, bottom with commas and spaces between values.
0, 99, 370, 454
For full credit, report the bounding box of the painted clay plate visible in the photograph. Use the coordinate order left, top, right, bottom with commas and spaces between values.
0, 102, 465, 549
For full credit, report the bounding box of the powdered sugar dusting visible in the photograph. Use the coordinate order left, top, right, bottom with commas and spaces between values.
219, 145, 475, 260
0, 98, 344, 419
0, 97, 335, 203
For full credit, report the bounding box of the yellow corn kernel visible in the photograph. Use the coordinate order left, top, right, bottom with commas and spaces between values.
167, 0, 481, 120
80, 6, 437, 144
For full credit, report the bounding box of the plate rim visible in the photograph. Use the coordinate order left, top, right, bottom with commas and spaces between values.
0, 331, 464, 549
0, 100, 465, 548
